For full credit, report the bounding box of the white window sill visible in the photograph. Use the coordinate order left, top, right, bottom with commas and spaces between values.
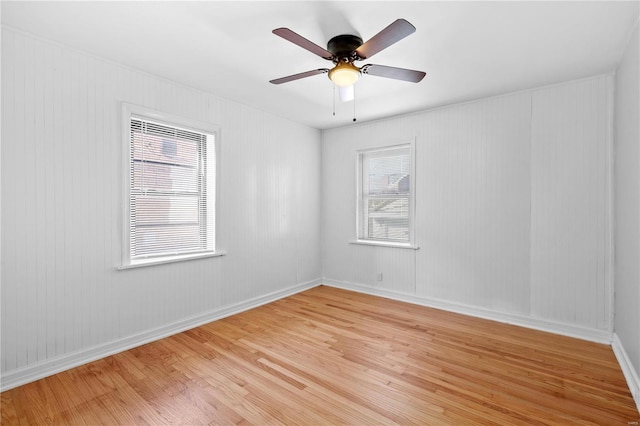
349, 240, 419, 250
117, 250, 226, 270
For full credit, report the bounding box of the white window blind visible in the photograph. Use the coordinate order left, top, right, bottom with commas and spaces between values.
129, 116, 215, 259
359, 145, 412, 242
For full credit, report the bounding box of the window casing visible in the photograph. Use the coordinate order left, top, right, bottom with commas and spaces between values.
357, 143, 414, 246
121, 105, 219, 268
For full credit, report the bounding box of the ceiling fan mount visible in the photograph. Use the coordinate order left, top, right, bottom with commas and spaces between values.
269, 19, 426, 88
326, 34, 363, 62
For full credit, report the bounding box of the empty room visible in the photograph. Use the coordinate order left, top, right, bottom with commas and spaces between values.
1, 1, 639, 424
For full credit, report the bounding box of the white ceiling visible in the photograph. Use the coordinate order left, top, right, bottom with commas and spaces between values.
2, 1, 638, 129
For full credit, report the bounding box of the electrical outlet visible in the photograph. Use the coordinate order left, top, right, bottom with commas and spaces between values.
376, 272, 383, 282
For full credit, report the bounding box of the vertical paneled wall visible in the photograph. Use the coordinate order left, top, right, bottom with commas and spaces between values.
614, 22, 640, 385
530, 77, 612, 330
322, 75, 612, 337
1, 28, 321, 378
415, 95, 532, 315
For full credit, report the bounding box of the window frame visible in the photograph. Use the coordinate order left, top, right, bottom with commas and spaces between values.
354, 141, 417, 248
119, 103, 224, 269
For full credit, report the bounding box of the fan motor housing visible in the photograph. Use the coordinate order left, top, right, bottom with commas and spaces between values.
327, 34, 363, 60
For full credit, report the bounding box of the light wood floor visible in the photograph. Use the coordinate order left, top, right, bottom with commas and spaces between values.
2, 286, 638, 425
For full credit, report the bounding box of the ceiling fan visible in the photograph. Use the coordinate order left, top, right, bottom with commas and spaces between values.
269, 19, 426, 97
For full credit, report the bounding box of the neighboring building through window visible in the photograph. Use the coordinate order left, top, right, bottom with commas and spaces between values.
121, 105, 219, 268
357, 143, 414, 245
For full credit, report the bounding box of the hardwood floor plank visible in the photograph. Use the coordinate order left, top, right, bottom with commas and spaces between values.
2, 286, 638, 425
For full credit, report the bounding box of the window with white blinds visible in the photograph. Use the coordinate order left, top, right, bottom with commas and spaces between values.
358, 144, 413, 244
123, 110, 217, 266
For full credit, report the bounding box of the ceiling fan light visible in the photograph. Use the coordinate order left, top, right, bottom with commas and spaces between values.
328, 62, 360, 87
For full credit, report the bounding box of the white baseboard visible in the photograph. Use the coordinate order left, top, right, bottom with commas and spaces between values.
0, 279, 322, 392
321, 279, 612, 344
612, 333, 640, 413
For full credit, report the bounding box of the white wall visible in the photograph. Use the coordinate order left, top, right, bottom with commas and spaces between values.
0, 28, 322, 389
613, 20, 640, 407
322, 75, 613, 341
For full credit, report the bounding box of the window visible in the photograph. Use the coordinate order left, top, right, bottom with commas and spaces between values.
120, 105, 221, 268
357, 143, 414, 246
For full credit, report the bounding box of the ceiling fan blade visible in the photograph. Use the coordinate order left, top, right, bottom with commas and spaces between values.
273, 28, 334, 60
269, 69, 329, 85
362, 64, 426, 83
355, 19, 416, 59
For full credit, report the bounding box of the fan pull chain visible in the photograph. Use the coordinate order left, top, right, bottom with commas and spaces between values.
332, 84, 336, 116
352, 85, 357, 122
